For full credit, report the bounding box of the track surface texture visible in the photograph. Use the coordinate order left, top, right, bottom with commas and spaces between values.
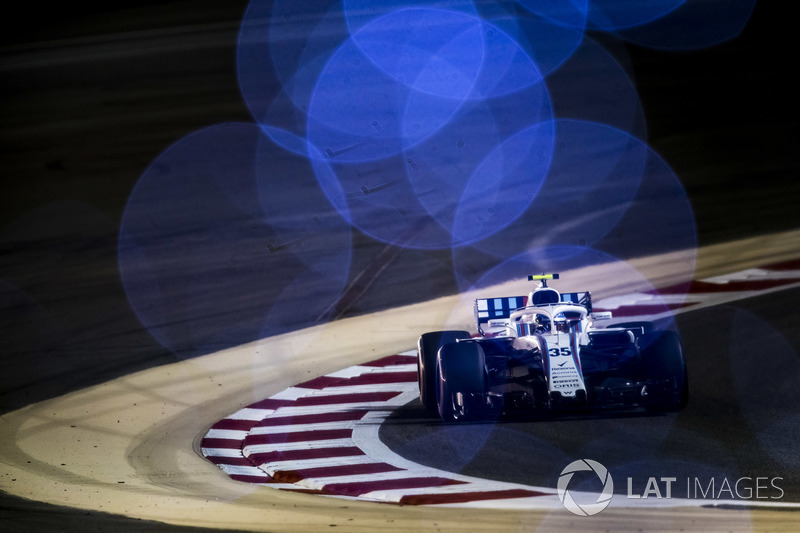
1, 0, 798, 532
3, 239, 800, 533
197, 258, 800, 508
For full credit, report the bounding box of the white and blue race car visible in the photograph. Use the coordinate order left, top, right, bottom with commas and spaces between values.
417, 274, 688, 422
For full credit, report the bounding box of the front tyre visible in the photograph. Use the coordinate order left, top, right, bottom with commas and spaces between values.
418, 330, 470, 412
436, 341, 486, 422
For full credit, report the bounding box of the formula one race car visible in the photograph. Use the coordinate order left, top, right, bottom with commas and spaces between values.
417, 274, 688, 421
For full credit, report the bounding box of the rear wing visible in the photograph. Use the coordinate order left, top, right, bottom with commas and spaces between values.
560, 291, 592, 313
475, 291, 592, 334
475, 295, 527, 328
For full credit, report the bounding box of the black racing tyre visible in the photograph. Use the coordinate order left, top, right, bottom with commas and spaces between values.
417, 330, 470, 412
436, 341, 486, 422
639, 330, 688, 412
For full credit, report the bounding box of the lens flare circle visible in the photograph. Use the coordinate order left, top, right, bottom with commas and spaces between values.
119, 123, 352, 358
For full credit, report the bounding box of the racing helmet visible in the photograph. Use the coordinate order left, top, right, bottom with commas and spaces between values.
534, 313, 551, 333
553, 312, 567, 332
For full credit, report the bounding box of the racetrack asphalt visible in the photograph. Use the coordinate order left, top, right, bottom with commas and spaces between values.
2, 237, 800, 532
381, 283, 800, 502
1, 1, 798, 531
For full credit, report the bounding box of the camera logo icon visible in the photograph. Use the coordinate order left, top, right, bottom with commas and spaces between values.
557, 459, 614, 516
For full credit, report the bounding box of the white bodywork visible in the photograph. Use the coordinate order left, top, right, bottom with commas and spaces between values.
480, 296, 612, 400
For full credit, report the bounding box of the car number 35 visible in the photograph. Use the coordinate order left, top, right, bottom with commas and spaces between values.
549, 347, 572, 357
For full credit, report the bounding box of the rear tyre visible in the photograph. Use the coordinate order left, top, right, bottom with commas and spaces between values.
418, 330, 470, 412
639, 330, 688, 412
437, 341, 486, 422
